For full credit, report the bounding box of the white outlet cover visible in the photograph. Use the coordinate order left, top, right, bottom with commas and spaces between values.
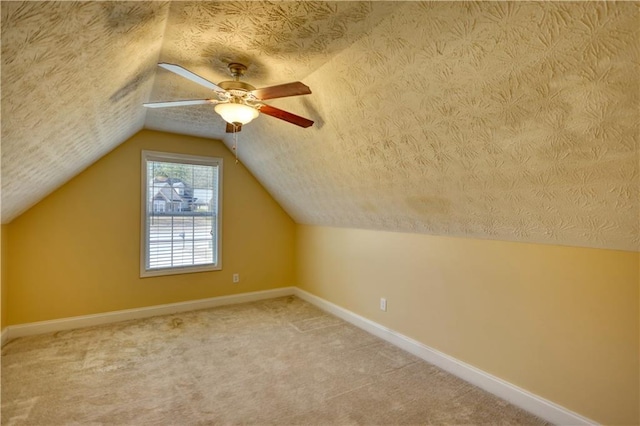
380, 298, 387, 311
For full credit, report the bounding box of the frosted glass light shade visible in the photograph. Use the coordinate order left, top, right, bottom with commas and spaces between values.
214, 103, 259, 125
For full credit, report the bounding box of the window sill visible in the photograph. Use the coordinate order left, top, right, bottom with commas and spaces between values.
140, 264, 221, 278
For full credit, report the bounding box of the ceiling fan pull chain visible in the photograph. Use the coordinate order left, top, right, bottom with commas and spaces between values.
233, 126, 239, 164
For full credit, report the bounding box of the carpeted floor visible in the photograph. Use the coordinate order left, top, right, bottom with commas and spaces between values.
1, 296, 548, 425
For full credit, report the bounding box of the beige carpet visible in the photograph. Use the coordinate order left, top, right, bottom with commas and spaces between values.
2, 296, 548, 425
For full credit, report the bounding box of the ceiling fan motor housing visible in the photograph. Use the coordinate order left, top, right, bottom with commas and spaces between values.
218, 80, 256, 93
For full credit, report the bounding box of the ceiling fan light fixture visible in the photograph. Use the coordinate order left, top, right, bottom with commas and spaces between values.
214, 102, 259, 125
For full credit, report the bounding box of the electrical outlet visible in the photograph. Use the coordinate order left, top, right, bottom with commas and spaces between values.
380, 297, 387, 312
232, 273, 240, 283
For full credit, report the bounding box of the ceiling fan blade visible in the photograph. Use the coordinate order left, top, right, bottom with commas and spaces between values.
259, 105, 314, 128
251, 82, 311, 100
158, 63, 225, 92
226, 123, 242, 133
143, 99, 216, 108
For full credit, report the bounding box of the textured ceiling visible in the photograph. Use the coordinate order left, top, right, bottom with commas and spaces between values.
2, 1, 169, 221
2, 2, 638, 252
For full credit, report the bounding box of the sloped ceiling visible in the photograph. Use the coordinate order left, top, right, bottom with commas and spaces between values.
2, 2, 638, 252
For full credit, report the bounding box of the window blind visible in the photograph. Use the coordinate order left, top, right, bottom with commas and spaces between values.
142, 151, 221, 276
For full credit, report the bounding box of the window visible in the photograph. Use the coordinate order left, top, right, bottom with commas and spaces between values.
141, 151, 222, 277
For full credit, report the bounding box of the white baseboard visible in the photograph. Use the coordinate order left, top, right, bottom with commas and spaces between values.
294, 288, 597, 426
2, 287, 295, 344
1, 327, 8, 346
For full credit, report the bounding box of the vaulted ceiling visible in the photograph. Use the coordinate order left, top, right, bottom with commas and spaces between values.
2, 1, 638, 251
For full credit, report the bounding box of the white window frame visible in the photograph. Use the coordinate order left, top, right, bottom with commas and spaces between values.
140, 150, 223, 277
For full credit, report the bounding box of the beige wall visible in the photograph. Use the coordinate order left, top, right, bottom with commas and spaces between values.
1, 225, 6, 331
4, 130, 295, 324
296, 225, 639, 425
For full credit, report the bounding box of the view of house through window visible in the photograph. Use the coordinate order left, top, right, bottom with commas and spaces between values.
141, 151, 222, 276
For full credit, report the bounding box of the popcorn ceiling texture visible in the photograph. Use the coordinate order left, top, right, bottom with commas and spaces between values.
1, 1, 170, 220
2, 2, 638, 251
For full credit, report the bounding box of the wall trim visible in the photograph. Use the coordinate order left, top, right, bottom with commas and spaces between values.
293, 288, 598, 426
2, 287, 295, 344
1, 327, 8, 347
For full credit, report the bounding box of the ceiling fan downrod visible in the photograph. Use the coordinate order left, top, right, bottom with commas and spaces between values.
227, 63, 247, 81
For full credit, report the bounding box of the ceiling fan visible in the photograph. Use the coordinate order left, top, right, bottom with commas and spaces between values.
143, 62, 314, 133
